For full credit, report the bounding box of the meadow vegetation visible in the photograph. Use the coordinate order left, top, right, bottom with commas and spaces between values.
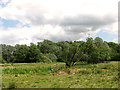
2, 61, 119, 88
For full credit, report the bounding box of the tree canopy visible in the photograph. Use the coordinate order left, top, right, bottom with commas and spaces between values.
1, 37, 119, 67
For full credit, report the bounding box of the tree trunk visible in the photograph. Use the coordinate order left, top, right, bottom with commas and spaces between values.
72, 55, 83, 66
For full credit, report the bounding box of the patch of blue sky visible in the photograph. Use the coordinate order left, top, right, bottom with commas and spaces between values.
0, 18, 31, 29
0, 0, 11, 8
92, 29, 118, 42
0, 18, 20, 29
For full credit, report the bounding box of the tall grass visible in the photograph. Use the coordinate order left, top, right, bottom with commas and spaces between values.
2, 61, 119, 88
3, 63, 65, 75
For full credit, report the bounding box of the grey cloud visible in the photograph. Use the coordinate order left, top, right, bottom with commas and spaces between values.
48, 33, 85, 42
26, 12, 116, 34
59, 15, 116, 37
2, 12, 116, 44
60, 15, 116, 26
32, 30, 86, 43
26, 9, 46, 25
63, 25, 90, 34
24, 7, 116, 26
28, 14, 116, 42
27, 13, 116, 27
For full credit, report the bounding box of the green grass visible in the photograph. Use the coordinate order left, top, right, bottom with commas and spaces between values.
2, 61, 119, 88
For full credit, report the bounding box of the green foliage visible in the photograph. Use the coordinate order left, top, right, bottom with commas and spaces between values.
94, 37, 103, 47
2, 57, 6, 64
85, 38, 98, 63
13, 44, 29, 63
1, 37, 119, 64
38, 40, 61, 55
57, 41, 85, 67
2, 44, 15, 63
0, 55, 6, 63
44, 53, 57, 62
28, 43, 42, 63
41, 55, 52, 63
107, 42, 120, 61
84, 37, 112, 64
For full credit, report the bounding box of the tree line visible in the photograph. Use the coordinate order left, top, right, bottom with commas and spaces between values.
0, 37, 120, 67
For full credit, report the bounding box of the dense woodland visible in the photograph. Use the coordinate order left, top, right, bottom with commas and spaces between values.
0, 37, 120, 67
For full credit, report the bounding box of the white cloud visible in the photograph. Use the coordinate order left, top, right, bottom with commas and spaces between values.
0, 0, 118, 24
0, 0, 119, 45
0, 24, 102, 45
103, 22, 118, 34
0, 25, 65, 45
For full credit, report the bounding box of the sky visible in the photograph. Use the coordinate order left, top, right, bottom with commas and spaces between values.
0, 0, 119, 45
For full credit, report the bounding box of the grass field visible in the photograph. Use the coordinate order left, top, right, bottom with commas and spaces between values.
2, 61, 119, 88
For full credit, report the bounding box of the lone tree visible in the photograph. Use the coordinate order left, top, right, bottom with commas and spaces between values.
57, 41, 85, 67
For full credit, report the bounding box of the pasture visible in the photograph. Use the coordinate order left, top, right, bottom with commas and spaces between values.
2, 61, 119, 88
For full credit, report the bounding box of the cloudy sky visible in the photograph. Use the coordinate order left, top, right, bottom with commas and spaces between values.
0, 0, 119, 45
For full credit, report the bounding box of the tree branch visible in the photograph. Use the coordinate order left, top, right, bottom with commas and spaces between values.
72, 54, 83, 66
